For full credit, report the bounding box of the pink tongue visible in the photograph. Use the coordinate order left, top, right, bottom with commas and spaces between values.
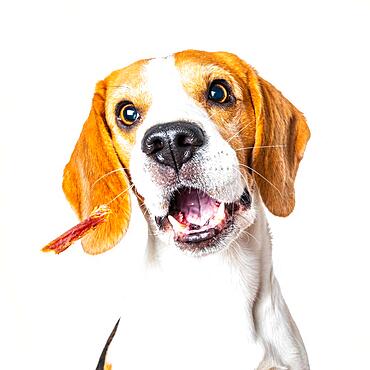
177, 189, 218, 226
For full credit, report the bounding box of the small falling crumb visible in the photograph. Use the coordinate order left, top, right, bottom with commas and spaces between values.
41, 205, 111, 254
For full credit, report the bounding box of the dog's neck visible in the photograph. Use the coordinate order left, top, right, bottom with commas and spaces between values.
109, 197, 309, 369
143, 195, 272, 333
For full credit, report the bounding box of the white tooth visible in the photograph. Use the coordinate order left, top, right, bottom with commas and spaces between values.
168, 215, 187, 233
214, 202, 226, 223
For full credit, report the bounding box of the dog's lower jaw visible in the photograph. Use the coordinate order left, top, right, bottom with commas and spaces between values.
108, 198, 309, 370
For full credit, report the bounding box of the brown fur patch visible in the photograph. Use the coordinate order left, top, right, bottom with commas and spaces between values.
63, 60, 152, 254
251, 76, 310, 216
63, 80, 131, 254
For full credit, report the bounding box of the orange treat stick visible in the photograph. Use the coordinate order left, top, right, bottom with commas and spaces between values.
42, 204, 111, 254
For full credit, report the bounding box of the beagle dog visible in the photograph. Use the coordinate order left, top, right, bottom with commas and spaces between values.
63, 50, 310, 370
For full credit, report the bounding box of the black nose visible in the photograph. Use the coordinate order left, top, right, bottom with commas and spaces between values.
141, 122, 205, 171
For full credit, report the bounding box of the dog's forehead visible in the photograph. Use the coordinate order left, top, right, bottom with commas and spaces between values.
143, 56, 192, 112
105, 50, 246, 101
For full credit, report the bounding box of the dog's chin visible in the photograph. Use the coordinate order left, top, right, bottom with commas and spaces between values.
155, 187, 252, 257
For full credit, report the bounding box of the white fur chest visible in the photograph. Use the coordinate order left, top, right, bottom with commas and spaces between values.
107, 242, 265, 370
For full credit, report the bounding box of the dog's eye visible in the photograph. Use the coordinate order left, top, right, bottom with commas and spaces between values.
116, 102, 140, 126
208, 81, 229, 104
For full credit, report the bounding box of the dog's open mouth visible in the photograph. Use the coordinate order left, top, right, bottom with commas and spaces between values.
156, 187, 251, 254
168, 188, 228, 243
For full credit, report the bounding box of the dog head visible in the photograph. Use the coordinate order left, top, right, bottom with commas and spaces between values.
63, 50, 310, 256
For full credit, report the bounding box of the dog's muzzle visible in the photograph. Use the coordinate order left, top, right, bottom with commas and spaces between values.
141, 121, 251, 256
141, 121, 205, 172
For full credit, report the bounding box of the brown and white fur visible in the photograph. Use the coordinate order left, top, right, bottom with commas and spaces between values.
63, 50, 310, 369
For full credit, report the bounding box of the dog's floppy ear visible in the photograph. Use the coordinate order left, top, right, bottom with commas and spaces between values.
63, 80, 131, 254
249, 74, 310, 217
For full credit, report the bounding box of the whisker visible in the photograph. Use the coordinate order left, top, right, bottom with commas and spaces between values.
233, 166, 249, 187
232, 240, 249, 260
227, 121, 252, 143
207, 109, 225, 121
240, 226, 260, 245
106, 184, 135, 206
239, 163, 283, 199
235, 144, 286, 152
91, 167, 130, 189
219, 240, 229, 253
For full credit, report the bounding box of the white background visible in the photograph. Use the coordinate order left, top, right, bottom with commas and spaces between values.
1, 0, 370, 369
